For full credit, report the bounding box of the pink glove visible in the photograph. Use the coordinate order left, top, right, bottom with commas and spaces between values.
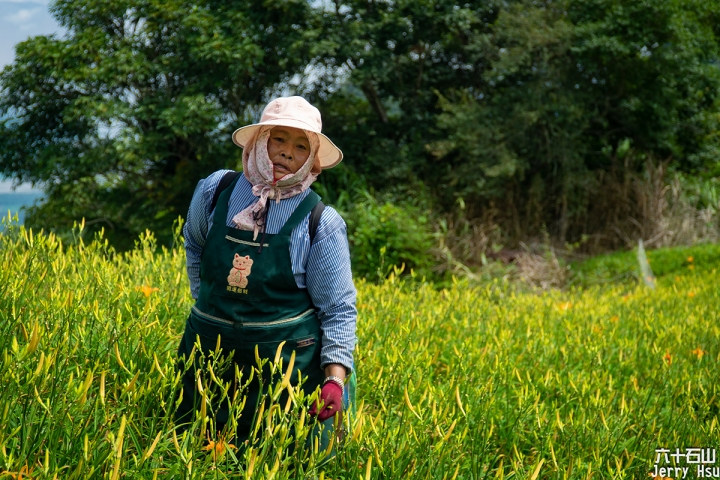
309, 382, 343, 422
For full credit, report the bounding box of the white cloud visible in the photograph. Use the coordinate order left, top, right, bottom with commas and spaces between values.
0, 3, 63, 69
0, 179, 41, 193
5, 7, 41, 23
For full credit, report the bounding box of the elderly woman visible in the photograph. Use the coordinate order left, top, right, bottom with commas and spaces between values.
175, 96, 357, 448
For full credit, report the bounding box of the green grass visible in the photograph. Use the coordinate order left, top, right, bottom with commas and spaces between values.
569, 242, 720, 287
0, 218, 718, 479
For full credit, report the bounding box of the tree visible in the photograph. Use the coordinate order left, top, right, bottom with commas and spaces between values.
2, 0, 719, 252
312, 0, 720, 245
310, 0, 501, 192
430, 0, 720, 242
0, 0, 314, 247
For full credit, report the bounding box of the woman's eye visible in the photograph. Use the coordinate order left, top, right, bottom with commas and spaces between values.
297, 145, 307, 150
273, 137, 284, 142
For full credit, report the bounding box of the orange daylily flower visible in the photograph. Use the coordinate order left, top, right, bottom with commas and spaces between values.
138, 285, 160, 297
610, 315, 619, 322
688, 291, 696, 298
663, 352, 672, 365
1, 464, 35, 479
687, 256, 694, 263
203, 437, 237, 459
692, 348, 705, 360
558, 302, 572, 311
674, 276, 681, 282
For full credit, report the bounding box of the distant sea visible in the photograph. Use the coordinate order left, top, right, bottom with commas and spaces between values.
0, 192, 43, 225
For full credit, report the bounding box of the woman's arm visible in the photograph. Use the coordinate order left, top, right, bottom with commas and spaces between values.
304, 208, 357, 377
183, 170, 232, 299
324, 364, 347, 382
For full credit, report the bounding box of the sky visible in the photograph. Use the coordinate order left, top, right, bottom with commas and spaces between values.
0, 0, 62, 68
0, 0, 62, 192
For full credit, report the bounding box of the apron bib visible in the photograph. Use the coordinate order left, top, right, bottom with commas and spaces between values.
175, 175, 326, 442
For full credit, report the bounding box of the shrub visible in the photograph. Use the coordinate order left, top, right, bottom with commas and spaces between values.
338, 190, 436, 281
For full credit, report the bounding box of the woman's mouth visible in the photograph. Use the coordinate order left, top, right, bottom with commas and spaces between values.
274, 164, 289, 172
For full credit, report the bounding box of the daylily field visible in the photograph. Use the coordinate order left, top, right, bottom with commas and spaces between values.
0, 220, 718, 479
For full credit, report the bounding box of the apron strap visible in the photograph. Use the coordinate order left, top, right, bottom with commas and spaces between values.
212, 172, 242, 226
309, 201, 325, 244
279, 190, 321, 236
211, 171, 241, 213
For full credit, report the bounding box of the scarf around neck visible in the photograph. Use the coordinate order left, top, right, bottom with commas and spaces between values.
232, 125, 320, 240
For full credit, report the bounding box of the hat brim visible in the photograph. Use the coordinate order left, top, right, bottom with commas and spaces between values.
232, 121, 343, 169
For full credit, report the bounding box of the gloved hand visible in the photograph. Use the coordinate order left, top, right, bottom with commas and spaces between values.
309, 382, 343, 422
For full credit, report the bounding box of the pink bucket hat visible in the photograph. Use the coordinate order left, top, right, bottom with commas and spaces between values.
232, 96, 343, 169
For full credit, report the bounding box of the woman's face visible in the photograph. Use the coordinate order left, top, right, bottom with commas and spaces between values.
267, 126, 311, 180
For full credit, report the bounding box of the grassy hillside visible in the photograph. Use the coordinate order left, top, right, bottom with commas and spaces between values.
0, 220, 718, 478
569, 242, 720, 287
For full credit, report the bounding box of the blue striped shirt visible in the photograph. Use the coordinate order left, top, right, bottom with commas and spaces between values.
183, 170, 357, 373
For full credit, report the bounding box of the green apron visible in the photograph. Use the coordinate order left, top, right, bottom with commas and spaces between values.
175, 175, 346, 447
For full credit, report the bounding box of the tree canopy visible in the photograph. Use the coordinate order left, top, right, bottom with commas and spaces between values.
313, 0, 720, 243
1, 0, 719, 249
0, 0, 314, 246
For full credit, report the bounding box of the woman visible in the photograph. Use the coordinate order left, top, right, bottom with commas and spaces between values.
175, 96, 357, 449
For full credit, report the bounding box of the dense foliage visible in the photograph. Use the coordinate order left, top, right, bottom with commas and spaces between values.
1, 221, 718, 478
314, 0, 720, 244
0, 0, 313, 248
1, 0, 720, 254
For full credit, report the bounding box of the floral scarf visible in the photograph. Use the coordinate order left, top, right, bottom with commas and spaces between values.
232, 125, 320, 240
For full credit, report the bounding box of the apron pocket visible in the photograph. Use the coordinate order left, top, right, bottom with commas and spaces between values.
185, 314, 234, 357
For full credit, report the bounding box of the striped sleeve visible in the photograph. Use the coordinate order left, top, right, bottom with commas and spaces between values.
302, 208, 357, 374
183, 169, 232, 299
